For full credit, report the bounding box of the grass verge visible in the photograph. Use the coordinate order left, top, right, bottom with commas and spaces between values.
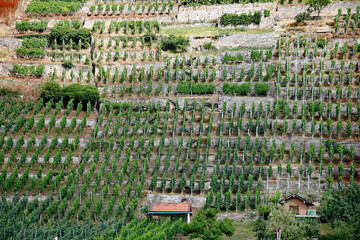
161, 26, 274, 37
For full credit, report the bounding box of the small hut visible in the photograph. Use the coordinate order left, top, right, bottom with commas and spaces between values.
149, 203, 192, 223
279, 194, 315, 216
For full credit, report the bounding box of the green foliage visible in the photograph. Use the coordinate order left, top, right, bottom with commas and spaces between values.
254, 207, 319, 240
263, 9, 270, 17
15, 20, 48, 32
295, 12, 311, 22
254, 83, 270, 95
26, 0, 82, 14
62, 60, 74, 69
62, 84, 100, 105
223, 52, 244, 63
182, 208, 234, 240
204, 42, 212, 50
321, 185, 360, 226
11, 64, 44, 77
182, 0, 274, 7
223, 83, 251, 95
306, 0, 330, 16
161, 35, 190, 52
220, 12, 262, 26
54, 19, 82, 29
40, 82, 99, 105
251, 50, 263, 60
49, 26, 91, 49
176, 82, 216, 94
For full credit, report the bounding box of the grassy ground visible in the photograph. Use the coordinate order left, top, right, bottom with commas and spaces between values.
222, 221, 256, 240
161, 26, 274, 37
220, 222, 335, 240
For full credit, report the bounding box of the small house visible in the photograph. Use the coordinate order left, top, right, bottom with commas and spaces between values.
149, 203, 192, 223
279, 194, 314, 216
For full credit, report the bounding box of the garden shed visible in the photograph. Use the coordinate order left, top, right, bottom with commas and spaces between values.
149, 203, 192, 224
279, 194, 314, 216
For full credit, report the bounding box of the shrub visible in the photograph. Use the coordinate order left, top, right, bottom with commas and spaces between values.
62, 84, 100, 105
40, 82, 63, 101
223, 83, 250, 95
295, 12, 311, 22
16, 47, 45, 58
161, 35, 190, 52
40, 82, 99, 105
254, 83, 270, 95
11, 64, 45, 77
26, 1, 83, 14
220, 12, 262, 26
251, 50, 263, 60
204, 42, 212, 50
49, 26, 91, 49
223, 53, 244, 63
264, 10, 270, 17
22, 38, 47, 48
15, 20, 48, 32
176, 82, 216, 94
54, 20, 82, 29
62, 60, 74, 69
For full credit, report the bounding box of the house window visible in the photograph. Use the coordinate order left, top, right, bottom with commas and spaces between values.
289, 206, 299, 215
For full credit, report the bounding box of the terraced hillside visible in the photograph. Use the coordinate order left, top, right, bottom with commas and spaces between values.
0, 0, 359, 239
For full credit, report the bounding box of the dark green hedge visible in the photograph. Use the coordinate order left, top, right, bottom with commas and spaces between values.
161, 35, 190, 52
176, 82, 216, 94
254, 83, 270, 95
49, 26, 91, 48
223, 83, 250, 95
41, 82, 99, 105
220, 12, 262, 26
15, 20, 48, 32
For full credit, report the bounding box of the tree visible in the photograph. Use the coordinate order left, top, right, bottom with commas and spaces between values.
306, 0, 330, 17
181, 208, 234, 240
254, 207, 319, 240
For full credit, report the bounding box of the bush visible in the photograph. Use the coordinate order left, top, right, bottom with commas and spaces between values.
16, 47, 45, 58
223, 53, 244, 63
250, 50, 263, 60
49, 26, 91, 49
26, 1, 82, 14
22, 38, 47, 48
40, 82, 63, 101
204, 42, 212, 50
15, 20, 48, 32
54, 20, 82, 29
176, 82, 216, 94
161, 35, 190, 52
40, 82, 99, 105
254, 83, 270, 95
295, 12, 311, 22
223, 83, 250, 95
220, 12, 262, 26
264, 9, 270, 17
11, 64, 45, 77
62, 60, 74, 69
62, 84, 100, 105
143, 33, 157, 43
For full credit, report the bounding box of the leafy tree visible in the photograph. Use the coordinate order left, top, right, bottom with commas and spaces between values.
321, 185, 360, 228
255, 207, 319, 240
306, 0, 330, 16
181, 208, 234, 240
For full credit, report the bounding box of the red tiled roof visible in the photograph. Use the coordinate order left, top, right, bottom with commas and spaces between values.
150, 203, 191, 212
